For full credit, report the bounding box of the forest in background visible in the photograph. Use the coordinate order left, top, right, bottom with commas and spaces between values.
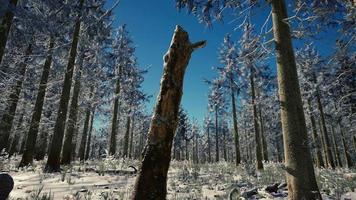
0, 0, 355, 199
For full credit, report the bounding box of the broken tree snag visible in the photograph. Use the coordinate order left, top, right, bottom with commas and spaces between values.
131, 25, 205, 200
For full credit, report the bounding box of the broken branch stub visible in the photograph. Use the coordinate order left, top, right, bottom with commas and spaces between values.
131, 25, 205, 200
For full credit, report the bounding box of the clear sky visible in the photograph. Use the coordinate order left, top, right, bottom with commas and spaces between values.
106, 0, 339, 123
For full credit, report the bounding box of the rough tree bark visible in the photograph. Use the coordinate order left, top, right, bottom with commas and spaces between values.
19, 37, 54, 167
131, 25, 205, 200
0, 0, 18, 66
250, 67, 263, 170
230, 76, 241, 165
307, 99, 324, 168
108, 64, 122, 156
45, 0, 84, 172
61, 52, 85, 165
0, 41, 32, 152
271, 0, 321, 198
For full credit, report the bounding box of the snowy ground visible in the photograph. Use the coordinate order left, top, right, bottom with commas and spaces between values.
1, 156, 355, 200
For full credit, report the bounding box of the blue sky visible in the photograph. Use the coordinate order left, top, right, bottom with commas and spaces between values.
106, 0, 339, 123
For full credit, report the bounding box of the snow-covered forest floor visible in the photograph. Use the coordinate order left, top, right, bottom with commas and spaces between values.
1, 156, 355, 200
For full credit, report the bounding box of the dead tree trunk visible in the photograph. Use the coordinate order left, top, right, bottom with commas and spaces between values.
0, 41, 32, 152
131, 25, 205, 200
19, 37, 54, 167
271, 0, 321, 198
0, 0, 18, 66
45, 0, 84, 172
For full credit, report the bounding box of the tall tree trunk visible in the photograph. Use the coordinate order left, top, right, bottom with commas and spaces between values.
108, 65, 122, 156
84, 108, 95, 161
222, 126, 227, 161
250, 67, 263, 170
319, 119, 329, 167
45, 0, 84, 172
123, 116, 131, 158
230, 79, 241, 165
194, 131, 198, 164
0, 41, 32, 152
271, 0, 321, 198
307, 99, 324, 168
61, 53, 84, 165
214, 106, 219, 162
8, 102, 26, 157
338, 123, 353, 168
316, 87, 335, 168
207, 125, 211, 163
19, 38, 54, 167
129, 115, 135, 158
259, 109, 269, 161
0, 0, 18, 66
330, 126, 342, 167
131, 25, 205, 200
78, 106, 91, 161
35, 131, 48, 161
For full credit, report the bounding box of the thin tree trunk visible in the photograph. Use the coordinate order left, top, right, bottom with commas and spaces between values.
131, 25, 205, 200
259, 108, 268, 162
0, 41, 32, 152
108, 65, 122, 156
85, 108, 95, 161
61, 53, 84, 165
123, 116, 131, 158
195, 131, 198, 163
0, 0, 18, 66
271, 0, 321, 198
338, 123, 353, 168
78, 106, 91, 161
250, 67, 263, 170
215, 106, 219, 162
19, 38, 54, 167
129, 115, 135, 158
307, 99, 324, 168
230, 79, 241, 165
207, 125, 211, 163
9, 103, 26, 157
330, 125, 342, 168
319, 119, 329, 167
45, 0, 84, 172
222, 126, 227, 161
316, 87, 335, 168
